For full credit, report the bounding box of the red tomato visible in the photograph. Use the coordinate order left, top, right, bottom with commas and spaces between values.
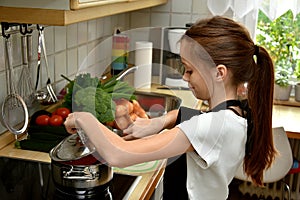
49, 115, 64, 126
54, 107, 71, 119
35, 115, 50, 126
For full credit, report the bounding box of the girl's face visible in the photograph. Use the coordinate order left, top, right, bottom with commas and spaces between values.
181, 58, 211, 100
180, 37, 216, 101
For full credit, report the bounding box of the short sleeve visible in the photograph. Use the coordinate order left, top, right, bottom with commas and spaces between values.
177, 111, 228, 168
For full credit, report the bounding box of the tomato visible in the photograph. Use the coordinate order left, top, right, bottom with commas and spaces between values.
35, 115, 50, 126
54, 107, 70, 119
49, 115, 64, 126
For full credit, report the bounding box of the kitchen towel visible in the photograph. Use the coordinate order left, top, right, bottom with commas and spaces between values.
134, 41, 153, 89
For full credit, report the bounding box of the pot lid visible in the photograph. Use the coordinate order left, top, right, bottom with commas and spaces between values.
50, 133, 95, 161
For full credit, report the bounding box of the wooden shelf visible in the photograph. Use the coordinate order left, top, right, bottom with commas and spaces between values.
273, 97, 300, 107
0, 0, 167, 26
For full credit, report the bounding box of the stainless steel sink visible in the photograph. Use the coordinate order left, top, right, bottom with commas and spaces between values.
134, 91, 181, 118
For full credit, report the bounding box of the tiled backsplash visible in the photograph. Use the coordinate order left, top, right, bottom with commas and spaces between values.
0, 0, 215, 133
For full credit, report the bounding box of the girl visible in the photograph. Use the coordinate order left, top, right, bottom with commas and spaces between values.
64, 16, 276, 200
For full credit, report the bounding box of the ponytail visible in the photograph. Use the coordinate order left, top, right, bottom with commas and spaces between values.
244, 46, 276, 186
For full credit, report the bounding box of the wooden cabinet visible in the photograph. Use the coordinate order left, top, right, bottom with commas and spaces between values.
71, 0, 128, 10
0, 0, 167, 26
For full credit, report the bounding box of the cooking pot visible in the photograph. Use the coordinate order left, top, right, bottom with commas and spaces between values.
49, 134, 113, 189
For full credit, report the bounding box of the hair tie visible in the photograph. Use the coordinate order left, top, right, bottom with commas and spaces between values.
254, 45, 259, 56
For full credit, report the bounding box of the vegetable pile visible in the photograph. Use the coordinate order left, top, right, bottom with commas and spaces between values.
62, 73, 136, 124
15, 109, 70, 152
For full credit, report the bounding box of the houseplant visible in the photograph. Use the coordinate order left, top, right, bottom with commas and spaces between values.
294, 61, 300, 101
256, 10, 300, 100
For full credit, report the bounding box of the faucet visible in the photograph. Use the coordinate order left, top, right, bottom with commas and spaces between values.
116, 66, 138, 81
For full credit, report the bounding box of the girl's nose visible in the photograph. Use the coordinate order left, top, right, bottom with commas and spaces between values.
182, 72, 189, 82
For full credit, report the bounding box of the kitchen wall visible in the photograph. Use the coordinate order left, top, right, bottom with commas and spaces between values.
0, 0, 234, 134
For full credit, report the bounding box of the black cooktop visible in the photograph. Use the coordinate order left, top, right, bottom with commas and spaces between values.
53, 173, 140, 200
110, 173, 141, 200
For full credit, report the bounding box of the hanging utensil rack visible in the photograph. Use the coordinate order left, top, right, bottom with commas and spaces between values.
1, 22, 34, 38
1, 22, 58, 104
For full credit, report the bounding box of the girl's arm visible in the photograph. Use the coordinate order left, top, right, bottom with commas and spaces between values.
65, 111, 192, 168
122, 109, 179, 140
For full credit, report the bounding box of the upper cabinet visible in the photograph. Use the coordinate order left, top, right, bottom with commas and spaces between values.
0, 0, 167, 26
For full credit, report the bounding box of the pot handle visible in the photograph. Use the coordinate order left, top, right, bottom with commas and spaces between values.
63, 166, 98, 180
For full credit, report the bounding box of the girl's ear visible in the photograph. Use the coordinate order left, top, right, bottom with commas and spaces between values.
215, 64, 227, 81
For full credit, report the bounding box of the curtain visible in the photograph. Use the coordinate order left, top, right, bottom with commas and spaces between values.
207, 0, 300, 21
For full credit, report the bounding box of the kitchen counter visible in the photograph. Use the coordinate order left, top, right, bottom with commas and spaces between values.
272, 104, 300, 139
0, 84, 299, 199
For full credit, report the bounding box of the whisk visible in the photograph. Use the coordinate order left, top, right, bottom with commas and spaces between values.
18, 35, 35, 107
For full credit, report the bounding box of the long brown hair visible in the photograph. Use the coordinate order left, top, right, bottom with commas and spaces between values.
185, 16, 276, 186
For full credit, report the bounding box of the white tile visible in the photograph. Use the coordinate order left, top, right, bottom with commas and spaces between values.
78, 44, 88, 73
192, 0, 210, 14
88, 19, 97, 42
87, 41, 98, 68
103, 16, 113, 36
151, 0, 171, 12
54, 26, 67, 52
171, 13, 192, 27
44, 26, 55, 55
54, 51, 66, 81
78, 21, 88, 45
130, 12, 151, 29
115, 13, 130, 31
111, 15, 120, 33
192, 14, 202, 23
172, 0, 192, 13
67, 48, 78, 76
96, 18, 104, 39
192, 13, 213, 23
67, 23, 78, 48
96, 37, 112, 64
151, 13, 170, 27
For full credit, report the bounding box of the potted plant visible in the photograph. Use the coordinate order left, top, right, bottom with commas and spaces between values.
274, 64, 293, 100
294, 61, 300, 101
256, 10, 300, 101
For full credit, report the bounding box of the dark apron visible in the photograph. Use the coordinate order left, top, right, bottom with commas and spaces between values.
162, 100, 242, 200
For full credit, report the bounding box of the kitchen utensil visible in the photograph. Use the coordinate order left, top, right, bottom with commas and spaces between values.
35, 25, 58, 103
76, 128, 96, 153
1, 37, 29, 136
49, 134, 113, 189
18, 35, 35, 107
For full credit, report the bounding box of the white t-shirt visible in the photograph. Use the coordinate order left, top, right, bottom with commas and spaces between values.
177, 110, 247, 200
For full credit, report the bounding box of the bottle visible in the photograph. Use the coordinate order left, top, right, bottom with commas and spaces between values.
111, 30, 129, 76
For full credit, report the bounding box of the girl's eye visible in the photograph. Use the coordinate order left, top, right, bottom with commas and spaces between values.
185, 69, 192, 75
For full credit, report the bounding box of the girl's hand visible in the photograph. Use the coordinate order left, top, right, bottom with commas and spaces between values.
122, 116, 165, 140
64, 113, 78, 134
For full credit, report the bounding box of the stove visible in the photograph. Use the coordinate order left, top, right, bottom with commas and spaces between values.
52, 173, 141, 200
110, 173, 142, 200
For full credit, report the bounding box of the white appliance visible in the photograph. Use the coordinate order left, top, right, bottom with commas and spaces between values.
160, 27, 188, 88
